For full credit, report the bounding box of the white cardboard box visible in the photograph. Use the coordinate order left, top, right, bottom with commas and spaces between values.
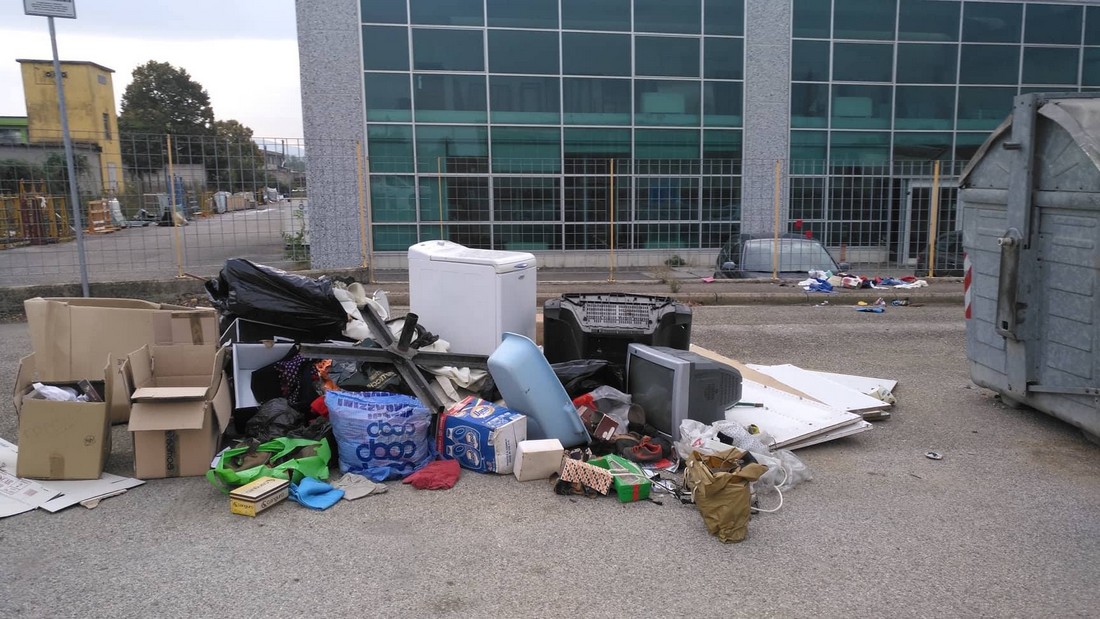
513, 438, 564, 482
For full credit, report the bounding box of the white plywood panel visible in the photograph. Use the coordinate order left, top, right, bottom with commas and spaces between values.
726, 381, 865, 449
748, 364, 891, 414
783, 420, 873, 450
804, 370, 898, 396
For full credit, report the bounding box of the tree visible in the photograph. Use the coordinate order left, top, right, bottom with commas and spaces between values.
118, 61, 215, 171
207, 119, 266, 192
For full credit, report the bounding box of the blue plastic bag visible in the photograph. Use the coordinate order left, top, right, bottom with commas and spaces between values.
326, 391, 433, 480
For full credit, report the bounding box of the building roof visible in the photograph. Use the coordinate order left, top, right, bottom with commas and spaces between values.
15, 59, 114, 73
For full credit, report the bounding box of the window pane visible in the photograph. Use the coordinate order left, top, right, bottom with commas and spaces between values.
963, 2, 1021, 43
562, 0, 630, 31
833, 43, 893, 82
490, 76, 560, 124
370, 175, 417, 222
791, 83, 829, 128
563, 33, 631, 76
491, 127, 561, 173
488, 30, 558, 74
955, 132, 989, 161
363, 26, 409, 70
959, 44, 1020, 84
413, 29, 483, 71
898, 0, 959, 42
636, 178, 699, 222
415, 125, 488, 172
703, 129, 742, 160
1085, 49, 1100, 87
635, 129, 700, 159
362, 0, 407, 24
413, 74, 487, 123
637, 36, 700, 77
564, 128, 630, 162
831, 84, 892, 129
419, 223, 492, 248
790, 130, 827, 165
373, 225, 418, 251
635, 0, 701, 34
494, 178, 560, 222
792, 40, 829, 81
410, 0, 483, 26
1022, 47, 1079, 85
367, 125, 414, 173
487, 0, 557, 29
1088, 7, 1100, 46
705, 0, 744, 36
636, 80, 702, 126
704, 37, 743, 79
365, 72, 412, 121
830, 131, 890, 163
497, 224, 562, 251
1025, 4, 1082, 45
893, 132, 952, 160
894, 86, 954, 130
793, 0, 830, 38
957, 87, 1016, 130
834, 0, 896, 41
704, 81, 742, 127
418, 178, 490, 229
563, 78, 632, 124
897, 43, 957, 83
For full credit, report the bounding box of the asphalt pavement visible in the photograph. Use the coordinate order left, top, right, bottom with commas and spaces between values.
1, 305, 1097, 617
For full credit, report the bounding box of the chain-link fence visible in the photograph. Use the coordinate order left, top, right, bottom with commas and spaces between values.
0, 131, 964, 286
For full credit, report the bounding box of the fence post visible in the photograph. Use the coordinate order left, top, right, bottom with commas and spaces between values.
355, 142, 367, 270
168, 134, 185, 279
928, 160, 941, 277
772, 159, 782, 280
608, 158, 616, 283
437, 157, 444, 239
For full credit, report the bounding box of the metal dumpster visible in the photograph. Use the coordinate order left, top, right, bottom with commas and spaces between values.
961, 92, 1100, 438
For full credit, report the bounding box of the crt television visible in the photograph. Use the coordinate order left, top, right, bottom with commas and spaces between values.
625, 344, 743, 441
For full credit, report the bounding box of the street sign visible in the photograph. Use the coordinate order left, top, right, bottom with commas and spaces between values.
23, 0, 76, 19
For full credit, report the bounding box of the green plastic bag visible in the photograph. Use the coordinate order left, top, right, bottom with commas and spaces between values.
207, 437, 332, 493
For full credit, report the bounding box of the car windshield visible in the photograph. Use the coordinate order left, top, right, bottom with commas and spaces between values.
741, 239, 837, 273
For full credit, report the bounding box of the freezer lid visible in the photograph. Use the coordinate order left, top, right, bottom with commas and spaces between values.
408, 241, 536, 273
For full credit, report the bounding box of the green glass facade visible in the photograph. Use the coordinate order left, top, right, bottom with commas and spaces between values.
357, 0, 1095, 254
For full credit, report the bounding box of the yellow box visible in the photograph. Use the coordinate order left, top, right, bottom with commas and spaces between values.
229, 476, 290, 517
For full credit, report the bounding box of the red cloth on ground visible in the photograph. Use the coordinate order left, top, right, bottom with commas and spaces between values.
403, 459, 461, 490
311, 395, 328, 416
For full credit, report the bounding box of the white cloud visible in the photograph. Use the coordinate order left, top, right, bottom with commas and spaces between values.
0, 1, 303, 137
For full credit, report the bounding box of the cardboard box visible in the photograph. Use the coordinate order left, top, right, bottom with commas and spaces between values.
125, 344, 231, 479
24, 297, 218, 423
590, 454, 652, 503
513, 439, 565, 482
12, 354, 112, 480
438, 396, 526, 474
558, 457, 612, 495
230, 342, 296, 410
229, 476, 290, 516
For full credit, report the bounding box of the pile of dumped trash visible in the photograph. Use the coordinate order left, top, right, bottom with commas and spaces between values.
799, 269, 930, 293
5, 247, 899, 544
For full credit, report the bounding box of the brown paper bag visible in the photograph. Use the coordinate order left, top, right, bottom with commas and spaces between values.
684, 448, 767, 543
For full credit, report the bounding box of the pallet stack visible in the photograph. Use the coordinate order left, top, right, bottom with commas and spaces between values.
86, 200, 117, 234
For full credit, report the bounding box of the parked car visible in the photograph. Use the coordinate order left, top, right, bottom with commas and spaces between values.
714, 233, 849, 279
915, 230, 964, 277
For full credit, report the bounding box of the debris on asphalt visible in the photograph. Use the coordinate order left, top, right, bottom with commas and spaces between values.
3, 247, 903, 543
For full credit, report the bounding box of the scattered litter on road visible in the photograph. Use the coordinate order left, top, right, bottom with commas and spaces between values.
925, 451, 944, 460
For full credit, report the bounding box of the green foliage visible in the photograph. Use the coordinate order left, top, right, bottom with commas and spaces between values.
207, 119, 266, 192
282, 207, 309, 263
119, 61, 215, 171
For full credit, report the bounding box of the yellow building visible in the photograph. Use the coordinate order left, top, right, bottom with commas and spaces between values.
17, 59, 123, 195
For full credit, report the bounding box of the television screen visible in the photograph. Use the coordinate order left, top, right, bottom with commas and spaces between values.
626, 344, 742, 440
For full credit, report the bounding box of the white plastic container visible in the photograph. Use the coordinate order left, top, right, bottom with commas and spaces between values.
408, 240, 537, 355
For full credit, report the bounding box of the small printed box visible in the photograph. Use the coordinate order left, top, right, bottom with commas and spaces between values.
438, 396, 527, 474
590, 454, 652, 503
229, 476, 290, 517
558, 456, 612, 495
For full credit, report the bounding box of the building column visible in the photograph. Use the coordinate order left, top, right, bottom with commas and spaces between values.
296, 0, 367, 269
741, 0, 792, 236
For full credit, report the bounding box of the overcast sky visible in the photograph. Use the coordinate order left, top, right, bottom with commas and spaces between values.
0, 0, 303, 138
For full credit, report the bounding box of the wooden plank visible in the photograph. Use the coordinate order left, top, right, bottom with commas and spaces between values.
689, 344, 822, 403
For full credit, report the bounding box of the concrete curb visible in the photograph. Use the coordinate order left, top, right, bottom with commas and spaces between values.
0, 272, 964, 315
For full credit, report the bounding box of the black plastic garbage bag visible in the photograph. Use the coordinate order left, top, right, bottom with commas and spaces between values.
245, 398, 306, 442
551, 359, 626, 399
205, 259, 349, 340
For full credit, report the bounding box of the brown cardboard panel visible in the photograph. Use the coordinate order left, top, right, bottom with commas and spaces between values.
148, 344, 223, 380
128, 401, 208, 432
131, 387, 209, 401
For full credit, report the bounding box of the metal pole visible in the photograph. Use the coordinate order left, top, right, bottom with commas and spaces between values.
772, 159, 781, 280
355, 142, 368, 269
48, 16, 90, 296
608, 158, 616, 283
928, 160, 941, 277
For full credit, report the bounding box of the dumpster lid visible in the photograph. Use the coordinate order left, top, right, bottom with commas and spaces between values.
960, 97, 1100, 185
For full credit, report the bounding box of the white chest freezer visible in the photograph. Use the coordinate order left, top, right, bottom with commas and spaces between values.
408, 241, 537, 355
